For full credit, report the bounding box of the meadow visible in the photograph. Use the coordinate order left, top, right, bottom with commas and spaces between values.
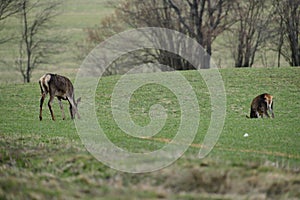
0, 0, 299, 199
0, 67, 300, 199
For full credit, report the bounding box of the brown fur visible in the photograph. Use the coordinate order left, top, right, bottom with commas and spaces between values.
39, 73, 81, 121
247, 93, 274, 118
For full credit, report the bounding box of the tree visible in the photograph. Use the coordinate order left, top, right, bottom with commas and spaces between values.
16, 0, 62, 83
83, 0, 233, 70
167, 0, 232, 63
119, 0, 194, 70
0, 0, 20, 21
0, 0, 21, 44
124, 0, 233, 69
275, 0, 300, 67
227, 0, 274, 68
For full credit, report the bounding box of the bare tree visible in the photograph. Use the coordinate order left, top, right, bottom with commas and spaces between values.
275, 0, 300, 67
227, 0, 274, 68
157, 0, 233, 68
82, 0, 233, 70
0, 0, 21, 21
16, 0, 62, 83
0, 0, 21, 44
119, 0, 194, 69
167, 0, 232, 58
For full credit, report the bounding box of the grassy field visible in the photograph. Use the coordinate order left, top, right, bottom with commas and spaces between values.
0, 0, 299, 199
0, 67, 300, 199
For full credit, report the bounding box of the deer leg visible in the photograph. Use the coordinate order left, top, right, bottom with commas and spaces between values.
48, 95, 55, 121
76, 97, 81, 119
270, 109, 275, 118
39, 93, 46, 121
271, 102, 274, 118
58, 99, 66, 120
74, 100, 81, 120
269, 104, 274, 118
263, 107, 270, 118
67, 98, 80, 119
67, 99, 75, 119
256, 111, 261, 118
69, 103, 74, 119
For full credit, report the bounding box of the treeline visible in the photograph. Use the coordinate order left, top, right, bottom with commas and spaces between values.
1, 0, 299, 81
80, 0, 300, 70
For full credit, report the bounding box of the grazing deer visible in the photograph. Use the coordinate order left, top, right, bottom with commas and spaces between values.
247, 93, 274, 118
39, 73, 81, 121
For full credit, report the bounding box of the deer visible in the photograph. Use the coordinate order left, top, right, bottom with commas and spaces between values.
39, 73, 81, 121
247, 93, 274, 119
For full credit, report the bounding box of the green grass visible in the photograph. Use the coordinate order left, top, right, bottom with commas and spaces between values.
0, 67, 300, 199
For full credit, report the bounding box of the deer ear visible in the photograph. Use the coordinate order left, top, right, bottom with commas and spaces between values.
77, 97, 81, 103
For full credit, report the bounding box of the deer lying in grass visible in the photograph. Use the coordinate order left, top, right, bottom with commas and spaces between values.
39, 73, 81, 121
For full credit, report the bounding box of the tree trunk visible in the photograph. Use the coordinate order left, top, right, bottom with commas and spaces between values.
22, 0, 31, 83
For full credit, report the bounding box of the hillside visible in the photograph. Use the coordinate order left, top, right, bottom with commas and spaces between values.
0, 67, 299, 199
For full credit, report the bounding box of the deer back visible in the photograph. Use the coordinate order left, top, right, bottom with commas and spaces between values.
47, 74, 74, 100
